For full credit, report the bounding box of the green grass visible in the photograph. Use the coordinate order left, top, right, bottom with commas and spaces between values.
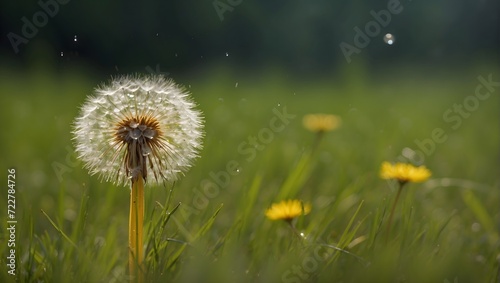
0, 63, 499, 282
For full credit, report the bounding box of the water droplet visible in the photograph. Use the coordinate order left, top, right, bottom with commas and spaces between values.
277, 103, 281, 106
225, 52, 229, 57
236, 168, 241, 173
129, 121, 139, 128
60, 52, 64, 57
130, 128, 142, 139
383, 33, 395, 45
156, 33, 159, 36
141, 144, 152, 156
143, 129, 155, 139
175, 53, 178, 57
73, 35, 77, 42
235, 82, 238, 88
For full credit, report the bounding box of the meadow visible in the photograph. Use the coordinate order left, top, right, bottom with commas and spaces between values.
0, 63, 499, 282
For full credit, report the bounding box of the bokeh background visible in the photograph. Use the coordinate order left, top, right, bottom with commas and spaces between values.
0, 0, 499, 282
1, 0, 498, 75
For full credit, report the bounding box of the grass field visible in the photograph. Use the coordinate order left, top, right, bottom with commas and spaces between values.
0, 63, 499, 282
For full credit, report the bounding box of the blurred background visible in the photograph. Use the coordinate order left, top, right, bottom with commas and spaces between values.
1, 0, 498, 190
0, 1, 499, 282
0, 0, 498, 76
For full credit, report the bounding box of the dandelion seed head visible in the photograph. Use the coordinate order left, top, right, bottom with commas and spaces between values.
73, 74, 204, 186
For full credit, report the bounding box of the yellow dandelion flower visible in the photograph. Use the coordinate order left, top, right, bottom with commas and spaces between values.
302, 114, 341, 133
265, 199, 311, 221
380, 161, 431, 184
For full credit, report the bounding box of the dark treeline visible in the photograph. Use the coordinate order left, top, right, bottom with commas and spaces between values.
0, 0, 498, 74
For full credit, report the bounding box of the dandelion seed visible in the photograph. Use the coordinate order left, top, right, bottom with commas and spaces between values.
265, 199, 311, 222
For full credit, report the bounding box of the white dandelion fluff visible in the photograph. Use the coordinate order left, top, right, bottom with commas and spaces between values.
73, 74, 204, 186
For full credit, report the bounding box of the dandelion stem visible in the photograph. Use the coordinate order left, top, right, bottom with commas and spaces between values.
311, 131, 325, 154
129, 176, 145, 283
286, 220, 305, 241
386, 182, 405, 240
